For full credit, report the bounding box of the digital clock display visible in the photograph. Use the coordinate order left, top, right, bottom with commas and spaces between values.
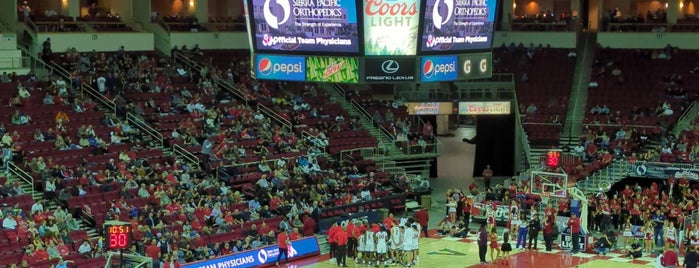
105, 224, 132, 250
546, 151, 561, 168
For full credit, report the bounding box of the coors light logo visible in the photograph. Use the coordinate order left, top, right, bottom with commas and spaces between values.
363, 0, 420, 56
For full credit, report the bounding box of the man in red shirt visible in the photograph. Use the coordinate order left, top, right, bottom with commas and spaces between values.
346, 220, 357, 259
328, 222, 340, 262
568, 214, 581, 254
335, 227, 348, 267
145, 239, 161, 266
302, 214, 316, 237
276, 230, 291, 266
290, 227, 301, 240
414, 206, 430, 237
663, 248, 679, 267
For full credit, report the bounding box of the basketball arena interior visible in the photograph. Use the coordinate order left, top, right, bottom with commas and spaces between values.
0, 0, 698, 267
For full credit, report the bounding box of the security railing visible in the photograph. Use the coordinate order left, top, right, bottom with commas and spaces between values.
256, 103, 291, 133
173, 143, 200, 169
80, 83, 116, 113
126, 113, 164, 147
332, 84, 395, 141
8, 161, 34, 197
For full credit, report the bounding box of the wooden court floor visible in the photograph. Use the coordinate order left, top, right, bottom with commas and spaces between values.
283, 237, 658, 268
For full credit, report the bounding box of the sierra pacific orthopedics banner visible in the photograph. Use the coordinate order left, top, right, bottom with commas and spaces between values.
249, 0, 360, 54
181, 237, 321, 268
254, 54, 306, 81
420, 0, 497, 53
364, 0, 421, 56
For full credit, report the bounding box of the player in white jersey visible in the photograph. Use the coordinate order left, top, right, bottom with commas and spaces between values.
357, 231, 366, 263
401, 225, 414, 267
389, 225, 402, 264
375, 227, 388, 267
364, 229, 376, 265
409, 222, 420, 264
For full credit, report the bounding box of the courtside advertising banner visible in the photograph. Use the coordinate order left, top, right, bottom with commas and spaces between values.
254, 54, 306, 81
306, 56, 360, 83
420, 0, 497, 53
364, 0, 421, 56
182, 237, 321, 268
457, 52, 492, 80
249, 0, 360, 54
420, 55, 457, 82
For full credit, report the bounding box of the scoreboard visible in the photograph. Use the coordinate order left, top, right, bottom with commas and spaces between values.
244, 0, 498, 83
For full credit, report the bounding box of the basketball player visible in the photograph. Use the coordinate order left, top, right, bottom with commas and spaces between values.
375, 226, 388, 267
401, 225, 413, 267
389, 223, 402, 264
408, 223, 420, 266
357, 228, 366, 264
364, 229, 376, 265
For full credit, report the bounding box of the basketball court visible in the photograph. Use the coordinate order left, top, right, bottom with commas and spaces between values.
280, 236, 667, 268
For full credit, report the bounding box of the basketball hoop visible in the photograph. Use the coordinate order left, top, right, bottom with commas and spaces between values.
540, 192, 551, 206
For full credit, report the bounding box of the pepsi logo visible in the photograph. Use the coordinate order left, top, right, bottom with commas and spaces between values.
258, 58, 273, 76
423, 60, 435, 78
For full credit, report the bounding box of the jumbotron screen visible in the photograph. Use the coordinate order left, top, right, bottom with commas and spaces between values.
420, 0, 497, 53
248, 0, 360, 54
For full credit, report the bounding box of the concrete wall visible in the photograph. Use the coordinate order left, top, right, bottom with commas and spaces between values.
0, 33, 16, 50
37, 32, 154, 52
493, 31, 577, 48
598, 32, 699, 49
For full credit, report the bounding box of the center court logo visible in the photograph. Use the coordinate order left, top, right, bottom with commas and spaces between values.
263, 0, 291, 30
432, 0, 454, 30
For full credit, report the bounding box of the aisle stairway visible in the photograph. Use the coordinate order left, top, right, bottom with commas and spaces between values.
559, 32, 597, 148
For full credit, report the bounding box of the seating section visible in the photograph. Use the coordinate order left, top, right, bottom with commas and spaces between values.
493, 46, 575, 146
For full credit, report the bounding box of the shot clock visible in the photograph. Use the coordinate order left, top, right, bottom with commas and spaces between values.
105, 223, 132, 250
546, 150, 561, 169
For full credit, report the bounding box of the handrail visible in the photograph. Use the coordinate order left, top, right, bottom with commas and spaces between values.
172, 51, 249, 105
332, 84, 395, 141
24, 17, 39, 34
80, 83, 116, 113
172, 143, 200, 169
207, 22, 246, 31
301, 130, 326, 154
339, 147, 378, 162
216, 152, 326, 170
674, 100, 699, 135
522, 122, 564, 126
256, 103, 291, 133
8, 161, 34, 197
581, 123, 659, 129
18, 46, 72, 82
126, 112, 164, 147
157, 17, 171, 32
513, 90, 533, 168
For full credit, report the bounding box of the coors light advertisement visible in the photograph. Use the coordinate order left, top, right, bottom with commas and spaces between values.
363, 0, 421, 56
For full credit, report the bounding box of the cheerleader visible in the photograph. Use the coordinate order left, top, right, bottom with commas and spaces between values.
364, 229, 376, 265
689, 222, 699, 247
389, 224, 402, 264
447, 197, 457, 224
375, 226, 388, 266
489, 227, 501, 262
642, 221, 654, 255
664, 220, 678, 250
509, 201, 520, 242
357, 230, 366, 264
485, 200, 496, 231
501, 229, 513, 259
622, 218, 634, 247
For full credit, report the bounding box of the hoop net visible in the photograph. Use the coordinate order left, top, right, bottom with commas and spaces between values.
540, 192, 551, 205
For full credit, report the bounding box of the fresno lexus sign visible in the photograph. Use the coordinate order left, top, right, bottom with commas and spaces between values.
458, 101, 511, 115
363, 57, 416, 82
